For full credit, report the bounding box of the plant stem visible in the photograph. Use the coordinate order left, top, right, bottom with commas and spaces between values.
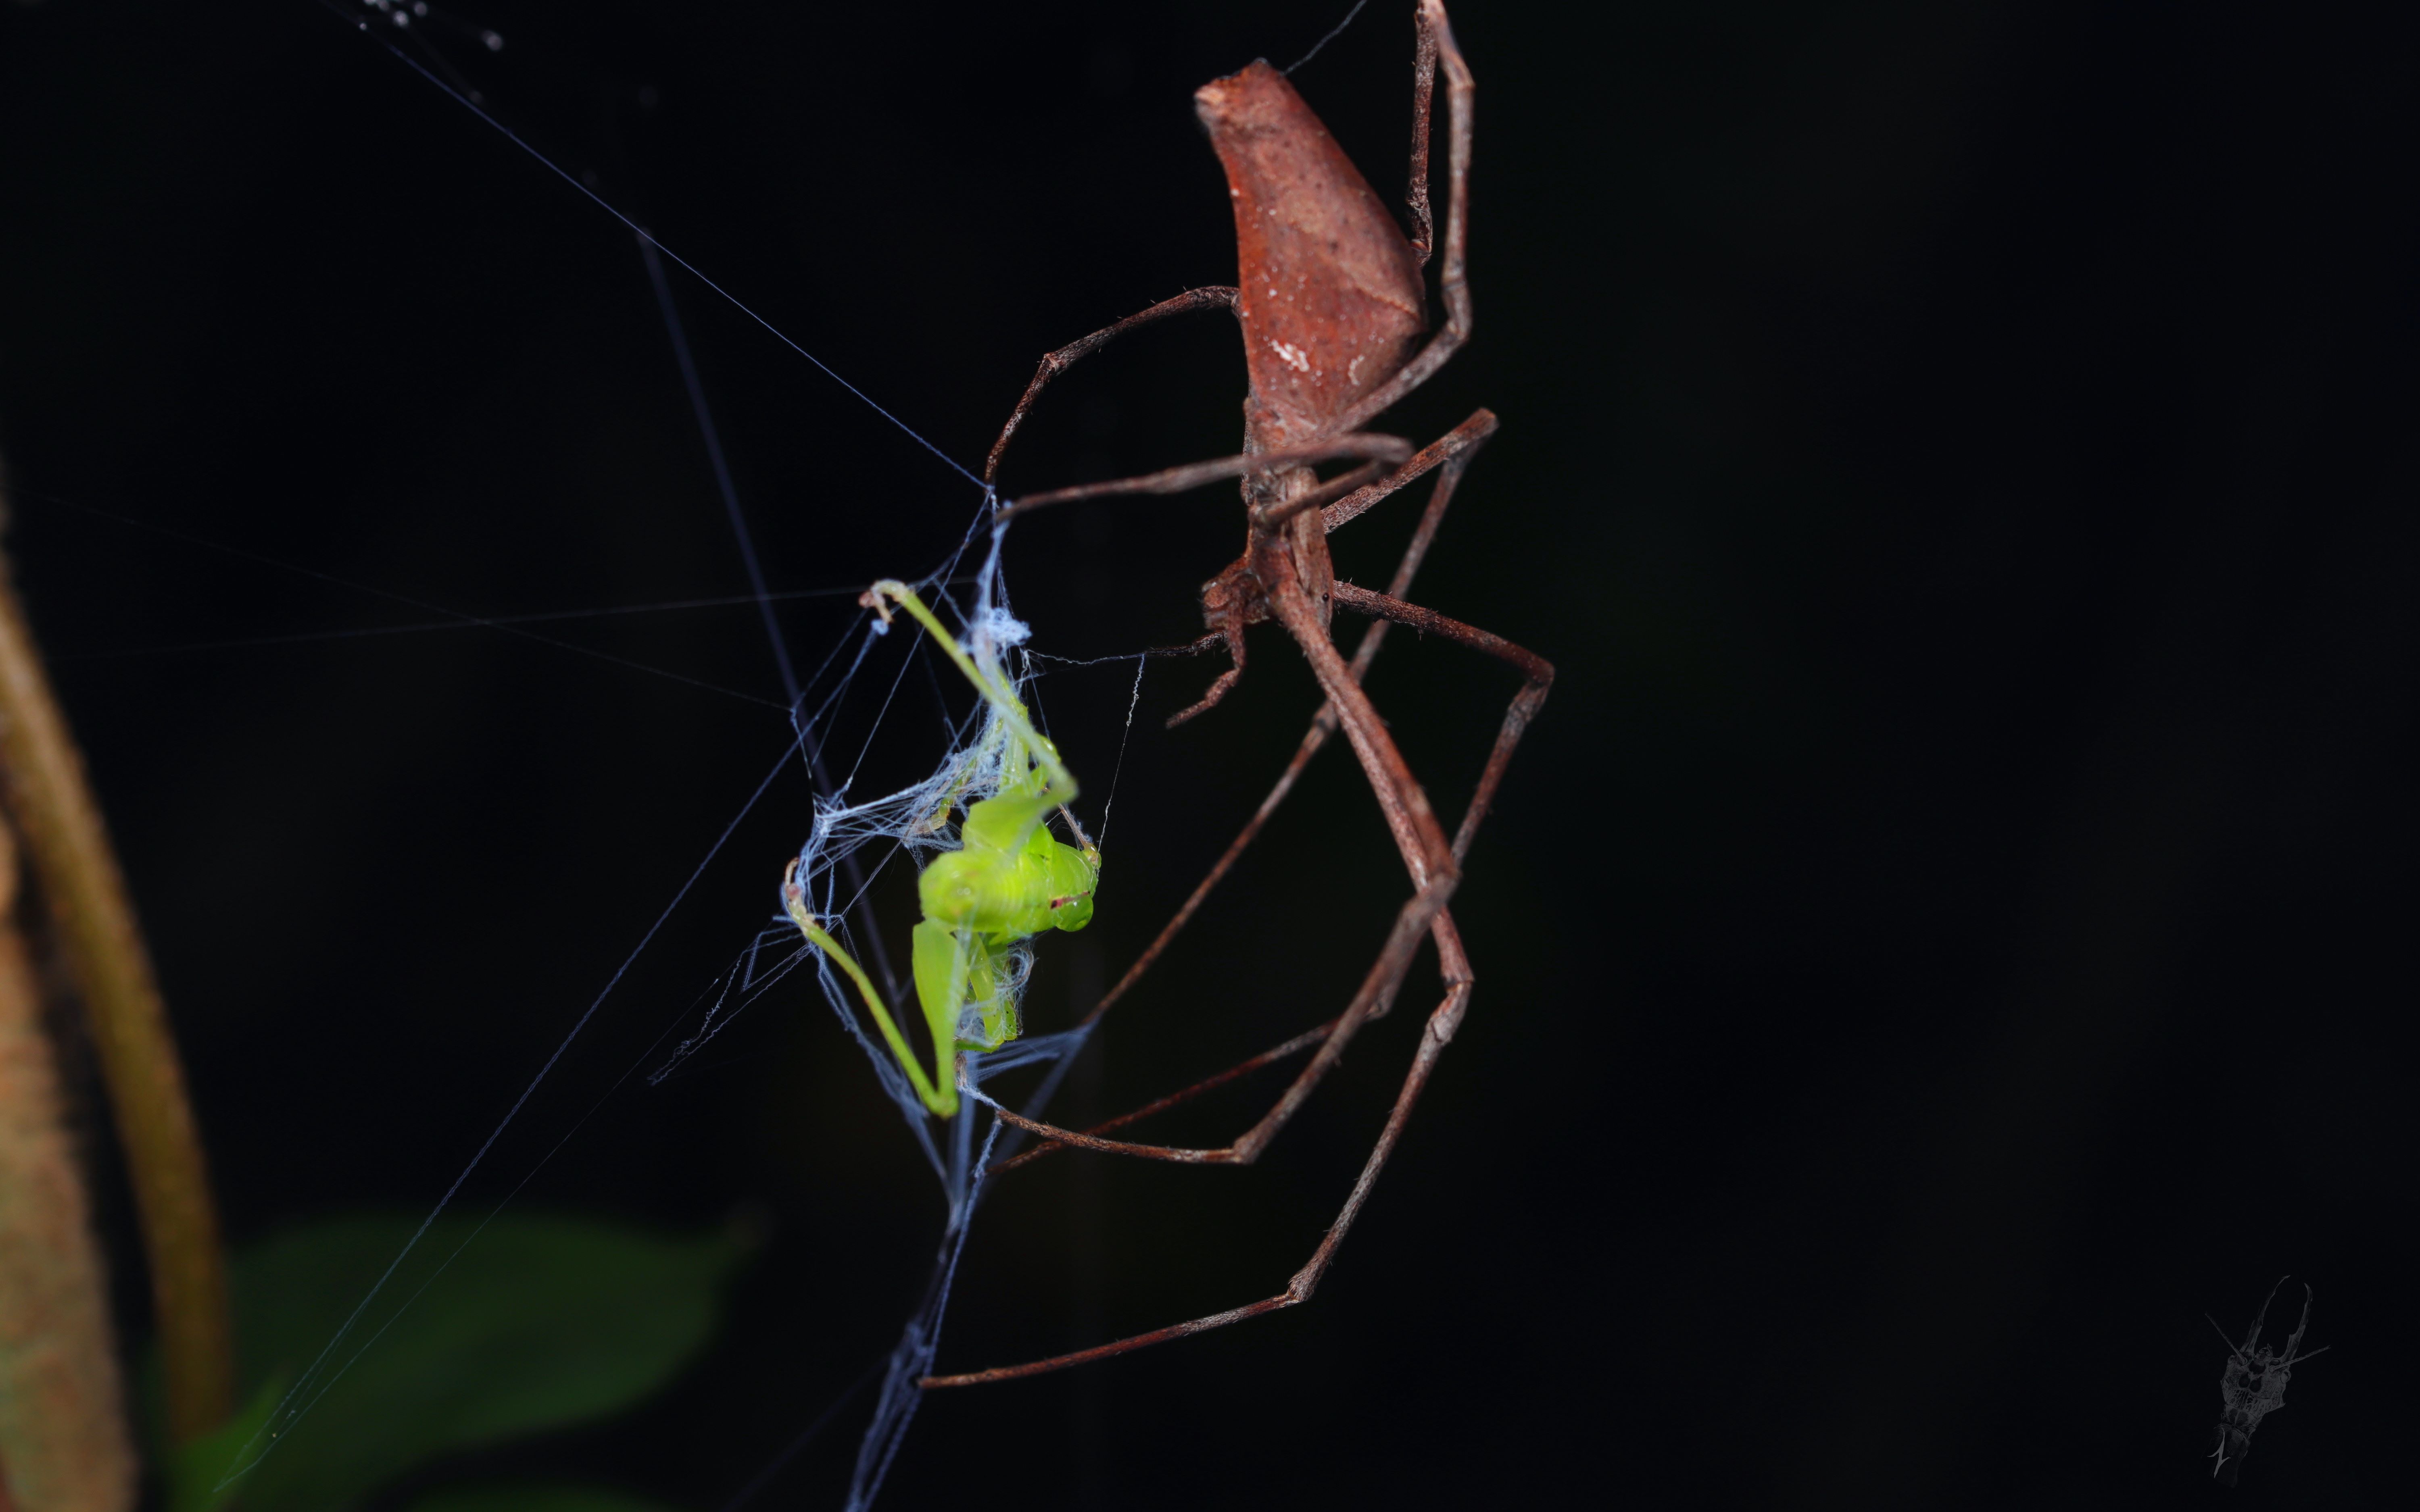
0, 485, 232, 1446
0, 810, 139, 1512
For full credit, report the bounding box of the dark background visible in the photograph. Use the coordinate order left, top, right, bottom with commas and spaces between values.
4, 0, 2416, 1506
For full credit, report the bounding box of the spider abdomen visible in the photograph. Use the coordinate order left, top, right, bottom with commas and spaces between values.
1196, 60, 1427, 451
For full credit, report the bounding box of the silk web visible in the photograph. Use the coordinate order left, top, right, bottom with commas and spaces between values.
202, 7, 1181, 1509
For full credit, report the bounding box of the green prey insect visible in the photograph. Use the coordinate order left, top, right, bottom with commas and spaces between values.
782, 580, 1099, 1118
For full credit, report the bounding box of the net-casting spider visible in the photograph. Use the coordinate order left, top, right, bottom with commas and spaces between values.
924, 0, 1553, 1388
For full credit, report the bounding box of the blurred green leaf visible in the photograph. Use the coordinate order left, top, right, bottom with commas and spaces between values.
167, 1373, 283, 1512
213, 1212, 743, 1512
403, 1485, 689, 1512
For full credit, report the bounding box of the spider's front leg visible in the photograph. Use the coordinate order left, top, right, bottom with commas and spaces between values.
1115, 413, 1500, 996
983, 286, 1238, 485
990, 408, 1510, 1176
935, 567, 1544, 1389
928, 0, 1515, 1390
985, 561, 1554, 1178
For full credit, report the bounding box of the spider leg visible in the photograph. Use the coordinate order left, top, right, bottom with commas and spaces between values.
1162, 622, 1247, 728
980, 850, 1456, 1171
967, 578, 1549, 1173
984, 286, 1238, 484
1327, 583, 1554, 860
1331, 0, 1473, 436
1316, 407, 1496, 534
995, 434, 1410, 521
997, 437, 1409, 729
951, 2, 1507, 1175
1107, 411, 1499, 1006
932, 841, 1459, 1389
1405, 0, 1439, 265
936, 966, 1465, 1388
990, 1018, 1337, 1175
930, 568, 1551, 1386
1164, 438, 1414, 727
928, 1, 1507, 1387
991, 411, 1498, 1181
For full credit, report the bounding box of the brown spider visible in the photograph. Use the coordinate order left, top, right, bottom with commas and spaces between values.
924, 0, 1553, 1387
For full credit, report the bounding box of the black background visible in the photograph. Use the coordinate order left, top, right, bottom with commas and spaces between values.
3, 0, 2416, 1506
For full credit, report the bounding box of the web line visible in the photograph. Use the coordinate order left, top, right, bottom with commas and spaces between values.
640, 233, 804, 705
342, 15, 987, 493
716, 1357, 885, 1512
638, 228, 917, 1006
222, 725, 810, 1485
14, 485, 786, 708
1095, 653, 1150, 854
1285, 0, 1370, 74
54, 584, 894, 661
321, 17, 1150, 1507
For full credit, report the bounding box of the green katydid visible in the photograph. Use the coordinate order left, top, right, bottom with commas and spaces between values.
782, 579, 1097, 1118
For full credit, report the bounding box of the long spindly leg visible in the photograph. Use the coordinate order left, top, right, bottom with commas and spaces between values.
1334, 0, 1474, 435
928, 0, 1514, 1390
990, 1017, 1337, 1176
928, 573, 1535, 1387
984, 287, 1237, 484
938, 889, 1461, 1385
928, 971, 1467, 1387
999, 412, 1485, 735
995, 433, 1416, 730
1326, 583, 1554, 862
993, 410, 1500, 1177
990, 0, 1469, 505
994, 434, 1411, 521
970, 571, 1551, 1174
985, 415, 1491, 1121
1096, 410, 1499, 1014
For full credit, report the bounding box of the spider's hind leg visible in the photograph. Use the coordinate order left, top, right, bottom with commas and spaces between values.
998, 408, 1507, 1176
